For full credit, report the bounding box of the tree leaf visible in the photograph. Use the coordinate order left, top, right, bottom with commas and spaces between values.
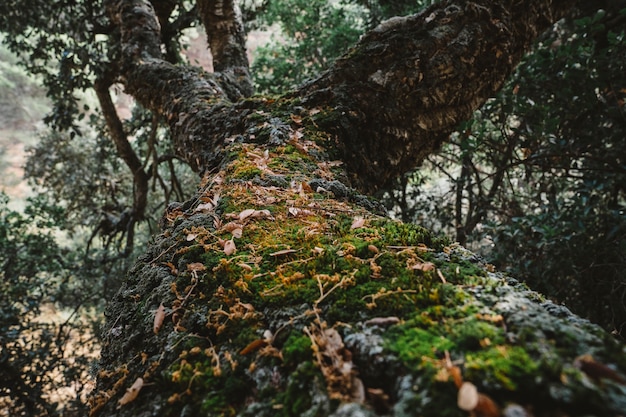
153, 303, 166, 334
239, 208, 256, 220
350, 217, 365, 229
118, 377, 144, 407
224, 239, 236, 255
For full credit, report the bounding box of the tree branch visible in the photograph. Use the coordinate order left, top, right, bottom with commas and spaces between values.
294, 0, 575, 191
197, 0, 254, 97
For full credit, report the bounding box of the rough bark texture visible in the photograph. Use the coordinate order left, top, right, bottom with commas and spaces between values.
295, 0, 573, 190
90, 1, 626, 417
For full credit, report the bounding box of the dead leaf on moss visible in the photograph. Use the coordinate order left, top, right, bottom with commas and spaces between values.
239, 208, 256, 220
117, 377, 143, 407
224, 239, 236, 256
408, 261, 435, 272
187, 263, 206, 272
237, 262, 253, 272
240, 339, 268, 355
194, 202, 214, 212
364, 316, 400, 327
290, 113, 303, 124
458, 382, 478, 411
153, 303, 166, 334
232, 228, 243, 239
350, 217, 365, 229
270, 248, 297, 257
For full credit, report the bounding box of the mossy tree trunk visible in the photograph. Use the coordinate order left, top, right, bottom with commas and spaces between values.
91, 1, 626, 416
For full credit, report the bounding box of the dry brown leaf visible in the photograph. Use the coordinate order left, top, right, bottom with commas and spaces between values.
368, 244, 379, 254
457, 381, 479, 411
186, 233, 197, 241
239, 339, 268, 355
224, 239, 237, 256
364, 316, 400, 327
194, 202, 213, 212
153, 303, 166, 334
239, 208, 256, 221
270, 249, 297, 257
290, 113, 303, 124
222, 221, 243, 232
232, 228, 243, 239
288, 207, 300, 216
252, 209, 272, 219
237, 263, 253, 272
312, 247, 324, 255
350, 217, 366, 230
187, 262, 206, 272
410, 262, 435, 272
118, 377, 144, 407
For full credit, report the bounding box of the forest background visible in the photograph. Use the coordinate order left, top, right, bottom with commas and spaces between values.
0, 0, 625, 415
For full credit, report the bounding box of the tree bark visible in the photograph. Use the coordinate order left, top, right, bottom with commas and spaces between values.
90, 1, 626, 416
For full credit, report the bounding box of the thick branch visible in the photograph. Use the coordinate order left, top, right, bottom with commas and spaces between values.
107, 0, 575, 192
105, 0, 246, 172
295, 0, 575, 191
197, 0, 254, 97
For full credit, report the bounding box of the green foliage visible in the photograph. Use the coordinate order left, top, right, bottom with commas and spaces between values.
0, 194, 95, 416
251, 0, 368, 93
380, 6, 626, 335
250, 0, 431, 94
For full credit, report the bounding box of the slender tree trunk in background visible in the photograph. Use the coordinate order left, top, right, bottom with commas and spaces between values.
90, 1, 626, 416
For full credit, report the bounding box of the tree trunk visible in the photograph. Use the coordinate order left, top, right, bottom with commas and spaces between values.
90, 1, 626, 416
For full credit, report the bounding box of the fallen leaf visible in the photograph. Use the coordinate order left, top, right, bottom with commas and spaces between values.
364, 316, 400, 327
312, 247, 324, 255
240, 339, 268, 355
270, 249, 297, 257
194, 202, 213, 212
252, 209, 272, 219
222, 221, 243, 232
118, 377, 144, 407
575, 354, 626, 384
186, 233, 197, 241
350, 217, 366, 230
437, 269, 447, 283
368, 244, 379, 254
410, 262, 435, 271
224, 239, 236, 256
187, 262, 206, 272
239, 209, 256, 221
290, 114, 303, 124
237, 263, 253, 272
457, 381, 478, 411
153, 303, 166, 334
232, 228, 243, 239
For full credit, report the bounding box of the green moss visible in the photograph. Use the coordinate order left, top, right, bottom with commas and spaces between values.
465, 345, 539, 391
232, 164, 263, 180
372, 218, 446, 249
389, 327, 455, 368
282, 332, 313, 367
